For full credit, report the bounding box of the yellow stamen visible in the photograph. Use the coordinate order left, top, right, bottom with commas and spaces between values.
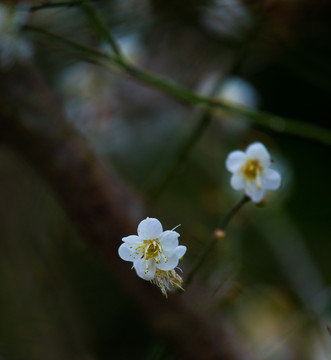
241, 159, 263, 189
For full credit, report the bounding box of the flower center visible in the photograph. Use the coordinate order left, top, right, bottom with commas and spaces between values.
143, 239, 163, 263
241, 159, 263, 189
241, 159, 261, 179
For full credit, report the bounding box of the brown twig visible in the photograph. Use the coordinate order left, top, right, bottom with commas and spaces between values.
327, 325, 331, 336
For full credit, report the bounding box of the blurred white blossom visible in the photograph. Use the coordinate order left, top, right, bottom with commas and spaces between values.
202, 0, 252, 39
59, 63, 114, 133
101, 33, 142, 62
197, 74, 259, 136
226, 142, 281, 202
219, 76, 259, 109
119, 217, 186, 296
0, 4, 32, 67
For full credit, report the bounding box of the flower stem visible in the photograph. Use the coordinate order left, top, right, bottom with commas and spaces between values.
220, 195, 250, 229
185, 195, 250, 285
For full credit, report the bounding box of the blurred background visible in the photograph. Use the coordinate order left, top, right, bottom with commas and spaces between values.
0, 0, 331, 359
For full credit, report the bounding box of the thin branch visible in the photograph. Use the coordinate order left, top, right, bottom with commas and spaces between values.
220, 195, 250, 230
185, 196, 250, 285
24, 26, 331, 147
29, 1, 81, 11
78, 0, 122, 57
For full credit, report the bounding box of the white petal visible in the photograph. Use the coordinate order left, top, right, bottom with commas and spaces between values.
225, 151, 246, 172
159, 230, 179, 252
122, 235, 142, 246
246, 142, 270, 167
137, 217, 163, 240
230, 173, 245, 190
263, 169, 281, 190
157, 254, 178, 271
134, 258, 156, 280
245, 183, 265, 203
133, 261, 145, 279
175, 245, 186, 259
118, 244, 134, 262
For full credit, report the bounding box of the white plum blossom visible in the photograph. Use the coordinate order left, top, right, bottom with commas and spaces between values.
119, 217, 186, 296
219, 77, 259, 110
226, 142, 281, 203
0, 4, 32, 67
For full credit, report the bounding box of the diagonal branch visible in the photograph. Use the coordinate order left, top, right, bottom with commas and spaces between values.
24, 25, 331, 147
